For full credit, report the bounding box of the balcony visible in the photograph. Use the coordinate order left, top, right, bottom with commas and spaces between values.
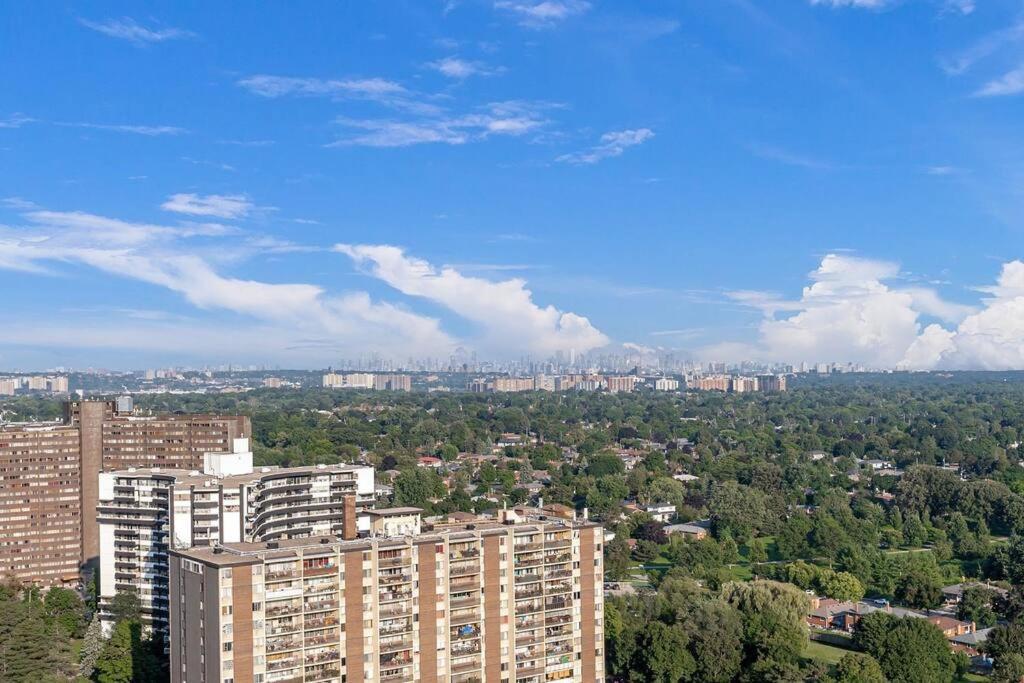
378, 554, 411, 568
545, 597, 572, 611
545, 538, 572, 550
544, 582, 572, 596
379, 589, 413, 603
267, 639, 302, 653
515, 632, 543, 647
380, 651, 413, 668
266, 568, 301, 582
266, 603, 301, 618
305, 633, 339, 648
543, 553, 571, 565
451, 640, 481, 657
449, 547, 480, 561
514, 541, 543, 552
304, 615, 339, 630
304, 650, 341, 665
450, 593, 479, 609
451, 623, 480, 641
302, 564, 337, 577
451, 608, 480, 626
545, 613, 573, 627
267, 658, 301, 672
379, 572, 412, 586
304, 599, 339, 613
450, 563, 481, 577
513, 571, 543, 584
451, 657, 482, 674
380, 670, 415, 683
304, 581, 338, 596
379, 602, 412, 619
267, 623, 301, 637
514, 587, 543, 600
379, 636, 414, 653
304, 667, 341, 682
379, 619, 413, 636
545, 568, 572, 580
515, 599, 544, 615
514, 556, 543, 569
450, 576, 480, 592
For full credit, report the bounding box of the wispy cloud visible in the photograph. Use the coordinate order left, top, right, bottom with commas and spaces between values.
217, 139, 275, 147
495, 1, 591, 27
556, 128, 654, 165
59, 122, 187, 136
238, 75, 441, 115
974, 65, 1024, 97
809, 0, 892, 8
940, 21, 1024, 76
329, 101, 555, 148
0, 114, 34, 129
161, 194, 255, 219
749, 143, 834, 170
425, 56, 504, 79
78, 17, 195, 45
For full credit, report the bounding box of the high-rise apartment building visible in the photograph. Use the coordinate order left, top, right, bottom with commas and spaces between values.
757, 374, 788, 392
169, 508, 605, 683
0, 400, 251, 586
0, 422, 84, 585
604, 376, 639, 394
653, 378, 679, 391
97, 439, 374, 633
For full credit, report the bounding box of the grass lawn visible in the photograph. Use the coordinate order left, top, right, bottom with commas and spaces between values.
803, 639, 854, 665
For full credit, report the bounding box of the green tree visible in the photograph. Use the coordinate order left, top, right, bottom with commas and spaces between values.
44, 586, 85, 637
834, 652, 886, 683
79, 615, 105, 679
630, 621, 694, 683
896, 567, 943, 610
855, 611, 955, 683
818, 569, 865, 603
993, 653, 1024, 683
681, 599, 744, 682
958, 585, 997, 628
94, 619, 133, 683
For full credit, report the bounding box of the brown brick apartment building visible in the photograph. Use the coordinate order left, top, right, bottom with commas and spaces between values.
169, 508, 605, 683
0, 399, 250, 586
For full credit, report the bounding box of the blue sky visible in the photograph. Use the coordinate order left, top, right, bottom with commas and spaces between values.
3, 0, 1024, 370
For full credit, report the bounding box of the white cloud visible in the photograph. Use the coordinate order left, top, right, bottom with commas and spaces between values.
336, 243, 608, 356
940, 22, 1024, 76
556, 128, 654, 165
903, 261, 1024, 369
495, 1, 591, 27
809, 0, 891, 8
61, 122, 187, 136
943, 0, 975, 15
238, 75, 440, 115
79, 17, 194, 44
425, 56, 504, 79
974, 65, 1024, 97
161, 193, 254, 219
0, 114, 34, 129
0, 204, 456, 362
723, 253, 1024, 370
330, 101, 553, 148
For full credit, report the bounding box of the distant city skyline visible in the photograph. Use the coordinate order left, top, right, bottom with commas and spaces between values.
4, 3, 1024, 369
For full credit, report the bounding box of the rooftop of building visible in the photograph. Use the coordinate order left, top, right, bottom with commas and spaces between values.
104, 461, 371, 488
173, 507, 600, 567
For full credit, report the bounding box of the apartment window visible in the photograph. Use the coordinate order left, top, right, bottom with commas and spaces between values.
223, 642, 232, 652
252, 602, 262, 612
252, 565, 262, 576
222, 568, 233, 579
221, 605, 232, 616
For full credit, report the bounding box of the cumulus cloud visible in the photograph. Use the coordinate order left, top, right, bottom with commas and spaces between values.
0, 203, 455, 362
336, 243, 608, 356
495, 1, 591, 27
725, 253, 1024, 370
556, 128, 654, 165
79, 17, 194, 44
906, 261, 1024, 369
161, 193, 254, 219
425, 56, 503, 79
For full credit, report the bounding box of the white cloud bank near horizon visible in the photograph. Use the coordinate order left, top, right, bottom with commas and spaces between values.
0, 200, 609, 364
714, 254, 1024, 370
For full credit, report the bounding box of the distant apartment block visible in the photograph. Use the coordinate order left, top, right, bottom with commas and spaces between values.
690, 374, 787, 393
0, 399, 250, 586
0, 375, 69, 395
604, 376, 639, 393
97, 439, 374, 633
169, 507, 604, 683
653, 378, 680, 391
323, 373, 412, 391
